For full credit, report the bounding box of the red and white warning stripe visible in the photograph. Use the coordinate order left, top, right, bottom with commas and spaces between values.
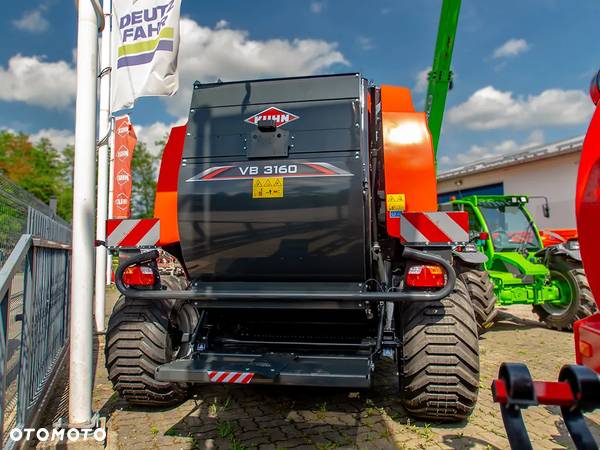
207, 371, 254, 384
106, 219, 160, 248
399, 212, 468, 244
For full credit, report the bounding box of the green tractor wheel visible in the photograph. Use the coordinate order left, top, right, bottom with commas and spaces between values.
533, 259, 597, 331
459, 269, 498, 334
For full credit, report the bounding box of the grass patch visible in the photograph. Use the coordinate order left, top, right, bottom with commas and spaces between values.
216, 420, 235, 439
315, 401, 328, 420
229, 439, 248, 450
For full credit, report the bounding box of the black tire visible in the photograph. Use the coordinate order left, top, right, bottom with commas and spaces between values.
105, 297, 198, 406
398, 279, 480, 422
533, 259, 597, 331
459, 269, 498, 334
161, 273, 188, 291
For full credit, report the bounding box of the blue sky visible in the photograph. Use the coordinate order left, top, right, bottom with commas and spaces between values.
1, 0, 598, 169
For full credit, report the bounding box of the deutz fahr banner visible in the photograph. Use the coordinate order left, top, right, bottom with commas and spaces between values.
112, 116, 137, 218
111, 0, 181, 112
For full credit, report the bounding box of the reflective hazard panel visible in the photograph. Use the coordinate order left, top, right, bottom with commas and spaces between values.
252, 177, 284, 198
386, 194, 406, 211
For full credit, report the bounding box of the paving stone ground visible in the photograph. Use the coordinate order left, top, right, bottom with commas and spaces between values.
37, 287, 600, 449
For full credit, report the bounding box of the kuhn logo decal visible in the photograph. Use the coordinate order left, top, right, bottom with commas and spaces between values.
245, 107, 299, 127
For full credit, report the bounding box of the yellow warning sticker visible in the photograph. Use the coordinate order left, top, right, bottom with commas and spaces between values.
253, 177, 284, 198
386, 193, 406, 211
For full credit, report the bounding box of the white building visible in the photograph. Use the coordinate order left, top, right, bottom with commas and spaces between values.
437, 136, 584, 230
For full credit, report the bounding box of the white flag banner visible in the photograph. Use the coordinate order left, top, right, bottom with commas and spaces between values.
111, 0, 181, 111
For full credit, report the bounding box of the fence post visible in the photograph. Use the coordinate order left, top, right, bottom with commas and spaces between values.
16, 248, 34, 429
0, 289, 8, 444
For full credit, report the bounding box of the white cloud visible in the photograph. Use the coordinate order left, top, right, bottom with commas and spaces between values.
136, 119, 186, 156
447, 86, 593, 130
24, 121, 182, 157
356, 36, 375, 51
414, 66, 431, 93
165, 17, 348, 116
13, 7, 49, 33
492, 38, 529, 59
26, 121, 184, 157
215, 20, 229, 29
31, 128, 75, 150
310, 1, 325, 13
1, 18, 347, 117
439, 130, 545, 169
0, 126, 17, 135
0, 55, 76, 109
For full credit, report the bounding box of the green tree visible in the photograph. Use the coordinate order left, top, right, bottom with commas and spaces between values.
131, 141, 160, 218
0, 130, 73, 221
57, 145, 74, 221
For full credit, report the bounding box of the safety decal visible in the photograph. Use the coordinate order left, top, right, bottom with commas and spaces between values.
398, 212, 469, 244
253, 177, 283, 198
245, 107, 299, 127
106, 218, 160, 248
207, 371, 255, 384
386, 194, 406, 212
186, 162, 353, 182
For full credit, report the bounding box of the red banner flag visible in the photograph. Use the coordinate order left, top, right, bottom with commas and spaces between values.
112, 115, 137, 219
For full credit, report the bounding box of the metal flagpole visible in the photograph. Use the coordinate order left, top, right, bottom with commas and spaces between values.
70, 0, 100, 425
106, 122, 115, 284
94, 0, 111, 333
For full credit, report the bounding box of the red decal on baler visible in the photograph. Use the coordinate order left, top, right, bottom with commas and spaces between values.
186, 162, 352, 182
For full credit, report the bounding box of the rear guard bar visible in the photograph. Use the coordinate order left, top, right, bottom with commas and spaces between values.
114, 247, 456, 305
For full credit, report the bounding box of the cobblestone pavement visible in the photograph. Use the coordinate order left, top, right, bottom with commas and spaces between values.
38, 289, 600, 449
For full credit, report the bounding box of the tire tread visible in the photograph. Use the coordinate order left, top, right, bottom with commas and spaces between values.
399, 280, 480, 422
105, 298, 189, 406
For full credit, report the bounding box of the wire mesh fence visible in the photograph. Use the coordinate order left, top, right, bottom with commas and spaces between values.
0, 174, 70, 268
0, 174, 72, 449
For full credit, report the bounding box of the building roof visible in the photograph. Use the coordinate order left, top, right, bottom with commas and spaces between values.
438, 135, 584, 181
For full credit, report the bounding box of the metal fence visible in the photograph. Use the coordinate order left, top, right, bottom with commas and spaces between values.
0, 176, 71, 449
0, 174, 70, 269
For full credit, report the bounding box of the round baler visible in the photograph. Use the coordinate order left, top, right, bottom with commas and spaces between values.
105, 74, 481, 422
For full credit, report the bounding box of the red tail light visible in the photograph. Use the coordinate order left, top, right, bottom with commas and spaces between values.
123, 266, 156, 286
479, 232, 489, 240
406, 264, 446, 288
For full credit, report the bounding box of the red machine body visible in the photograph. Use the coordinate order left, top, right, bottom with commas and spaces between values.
492, 92, 600, 449
539, 229, 578, 247
573, 101, 600, 373
154, 124, 186, 247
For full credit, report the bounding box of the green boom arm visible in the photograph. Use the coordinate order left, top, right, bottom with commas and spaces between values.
425, 0, 461, 159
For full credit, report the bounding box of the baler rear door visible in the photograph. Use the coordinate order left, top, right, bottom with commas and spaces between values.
177, 74, 370, 282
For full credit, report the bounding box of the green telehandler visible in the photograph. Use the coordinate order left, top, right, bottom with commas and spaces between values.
424, 3, 596, 333
444, 195, 596, 332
